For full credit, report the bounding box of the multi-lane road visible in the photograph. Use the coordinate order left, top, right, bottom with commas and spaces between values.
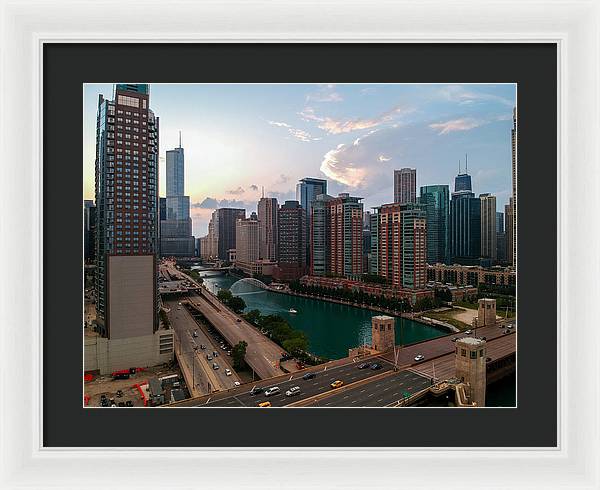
165, 298, 241, 393
162, 262, 286, 380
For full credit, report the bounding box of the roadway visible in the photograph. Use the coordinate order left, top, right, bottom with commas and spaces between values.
186, 290, 284, 380
196, 356, 396, 407
165, 298, 241, 393
162, 261, 285, 380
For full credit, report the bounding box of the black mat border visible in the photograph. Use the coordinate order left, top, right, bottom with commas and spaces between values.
44, 43, 557, 447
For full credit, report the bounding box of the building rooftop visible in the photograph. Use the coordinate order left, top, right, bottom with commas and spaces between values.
457, 337, 486, 347
372, 315, 394, 321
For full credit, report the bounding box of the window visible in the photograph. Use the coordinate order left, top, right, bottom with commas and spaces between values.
461, 349, 466, 357
470, 351, 477, 359
117, 95, 140, 108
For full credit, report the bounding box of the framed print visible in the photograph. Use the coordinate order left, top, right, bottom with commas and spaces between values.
1, 0, 599, 489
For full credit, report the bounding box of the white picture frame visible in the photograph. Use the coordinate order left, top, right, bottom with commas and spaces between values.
1, 0, 599, 488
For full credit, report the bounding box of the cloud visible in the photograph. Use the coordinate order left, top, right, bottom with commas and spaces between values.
276, 174, 289, 184
429, 118, 483, 135
306, 84, 343, 103
267, 120, 321, 142
249, 184, 259, 191
227, 186, 245, 195
299, 105, 409, 135
192, 197, 247, 209
378, 154, 392, 162
439, 85, 514, 107
267, 189, 296, 202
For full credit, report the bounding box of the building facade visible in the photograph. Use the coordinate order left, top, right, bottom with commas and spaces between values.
419, 184, 449, 264
310, 193, 363, 277
258, 196, 278, 261
92, 83, 174, 371
450, 190, 481, 265
373, 203, 427, 289
511, 107, 517, 267
275, 200, 306, 281
479, 193, 497, 261
84, 200, 96, 263
505, 199, 514, 266
235, 214, 259, 275
160, 136, 195, 257
216, 208, 246, 261
296, 177, 327, 265
393, 168, 417, 204
427, 263, 516, 287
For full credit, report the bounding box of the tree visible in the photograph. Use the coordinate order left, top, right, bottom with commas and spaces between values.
228, 295, 246, 314
243, 309, 261, 325
217, 289, 233, 303
282, 334, 308, 356
231, 341, 248, 370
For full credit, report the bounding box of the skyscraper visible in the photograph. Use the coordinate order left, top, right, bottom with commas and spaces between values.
479, 193, 497, 261
450, 190, 481, 265
310, 193, 363, 277
454, 155, 473, 193
94, 83, 159, 339
505, 200, 514, 265
394, 168, 417, 204
511, 107, 517, 267
420, 184, 450, 264
160, 134, 195, 256
217, 208, 246, 260
496, 211, 506, 263
84, 200, 96, 263
296, 177, 327, 264
235, 214, 260, 275
373, 203, 427, 289
258, 196, 278, 261
275, 200, 306, 281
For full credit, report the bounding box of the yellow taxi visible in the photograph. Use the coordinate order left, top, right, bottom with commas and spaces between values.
258, 401, 272, 407
330, 380, 344, 389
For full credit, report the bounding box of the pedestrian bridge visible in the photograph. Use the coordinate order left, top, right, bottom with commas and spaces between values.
230, 277, 269, 294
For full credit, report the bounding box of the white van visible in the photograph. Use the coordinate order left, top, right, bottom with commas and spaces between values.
264, 386, 280, 397
285, 386, 301, 397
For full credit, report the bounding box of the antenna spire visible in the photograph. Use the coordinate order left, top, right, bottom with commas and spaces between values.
262, 186, 265, 198
465, 153, 468, 173
458, 159, 461, 174
179, 130, 182, 148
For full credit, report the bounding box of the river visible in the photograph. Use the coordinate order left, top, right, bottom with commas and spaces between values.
195, 271, 449, 360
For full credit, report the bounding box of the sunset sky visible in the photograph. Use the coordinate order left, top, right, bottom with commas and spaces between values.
84, 83, 516, 237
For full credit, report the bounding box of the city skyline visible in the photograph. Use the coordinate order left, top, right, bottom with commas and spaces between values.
84, 83, 516, 237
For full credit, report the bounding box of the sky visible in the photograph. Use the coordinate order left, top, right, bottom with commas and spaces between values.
83, 83, 516, 237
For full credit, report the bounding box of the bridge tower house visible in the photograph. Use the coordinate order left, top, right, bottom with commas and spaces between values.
455, 337, 487, 406
371, 315, 395, 352
478, 298, 497, 327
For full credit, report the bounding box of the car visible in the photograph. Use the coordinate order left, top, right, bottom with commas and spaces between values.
330, 380, 344, 389
302, 372, 316, 380
465, 330, 473, 334
264, 386, 281, 397
236, 319, 242, 323
125, 400, 133, 407
249, 386, 263, 396
414, 355, 425, 362
177, 307, 182, 310
200, 344, 206, 350
178, 302, 182, 306
192, 331, 198, 338
285, 386, 301, 397
206, 355, 213, 361
116, 390, 123, 398
225, 369, 232, 376
451, 337, 459, 342
370, 363, 382, 370
234, 381, 240, 387
503, 329, 510, 335
213, 351, 219, 357
481, 336, 487, 341
357, 362, 371, 369
507, 324, 514, 329
212, 363, 219, 370
221, 345, 227, 350
258, 401, 272, 407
